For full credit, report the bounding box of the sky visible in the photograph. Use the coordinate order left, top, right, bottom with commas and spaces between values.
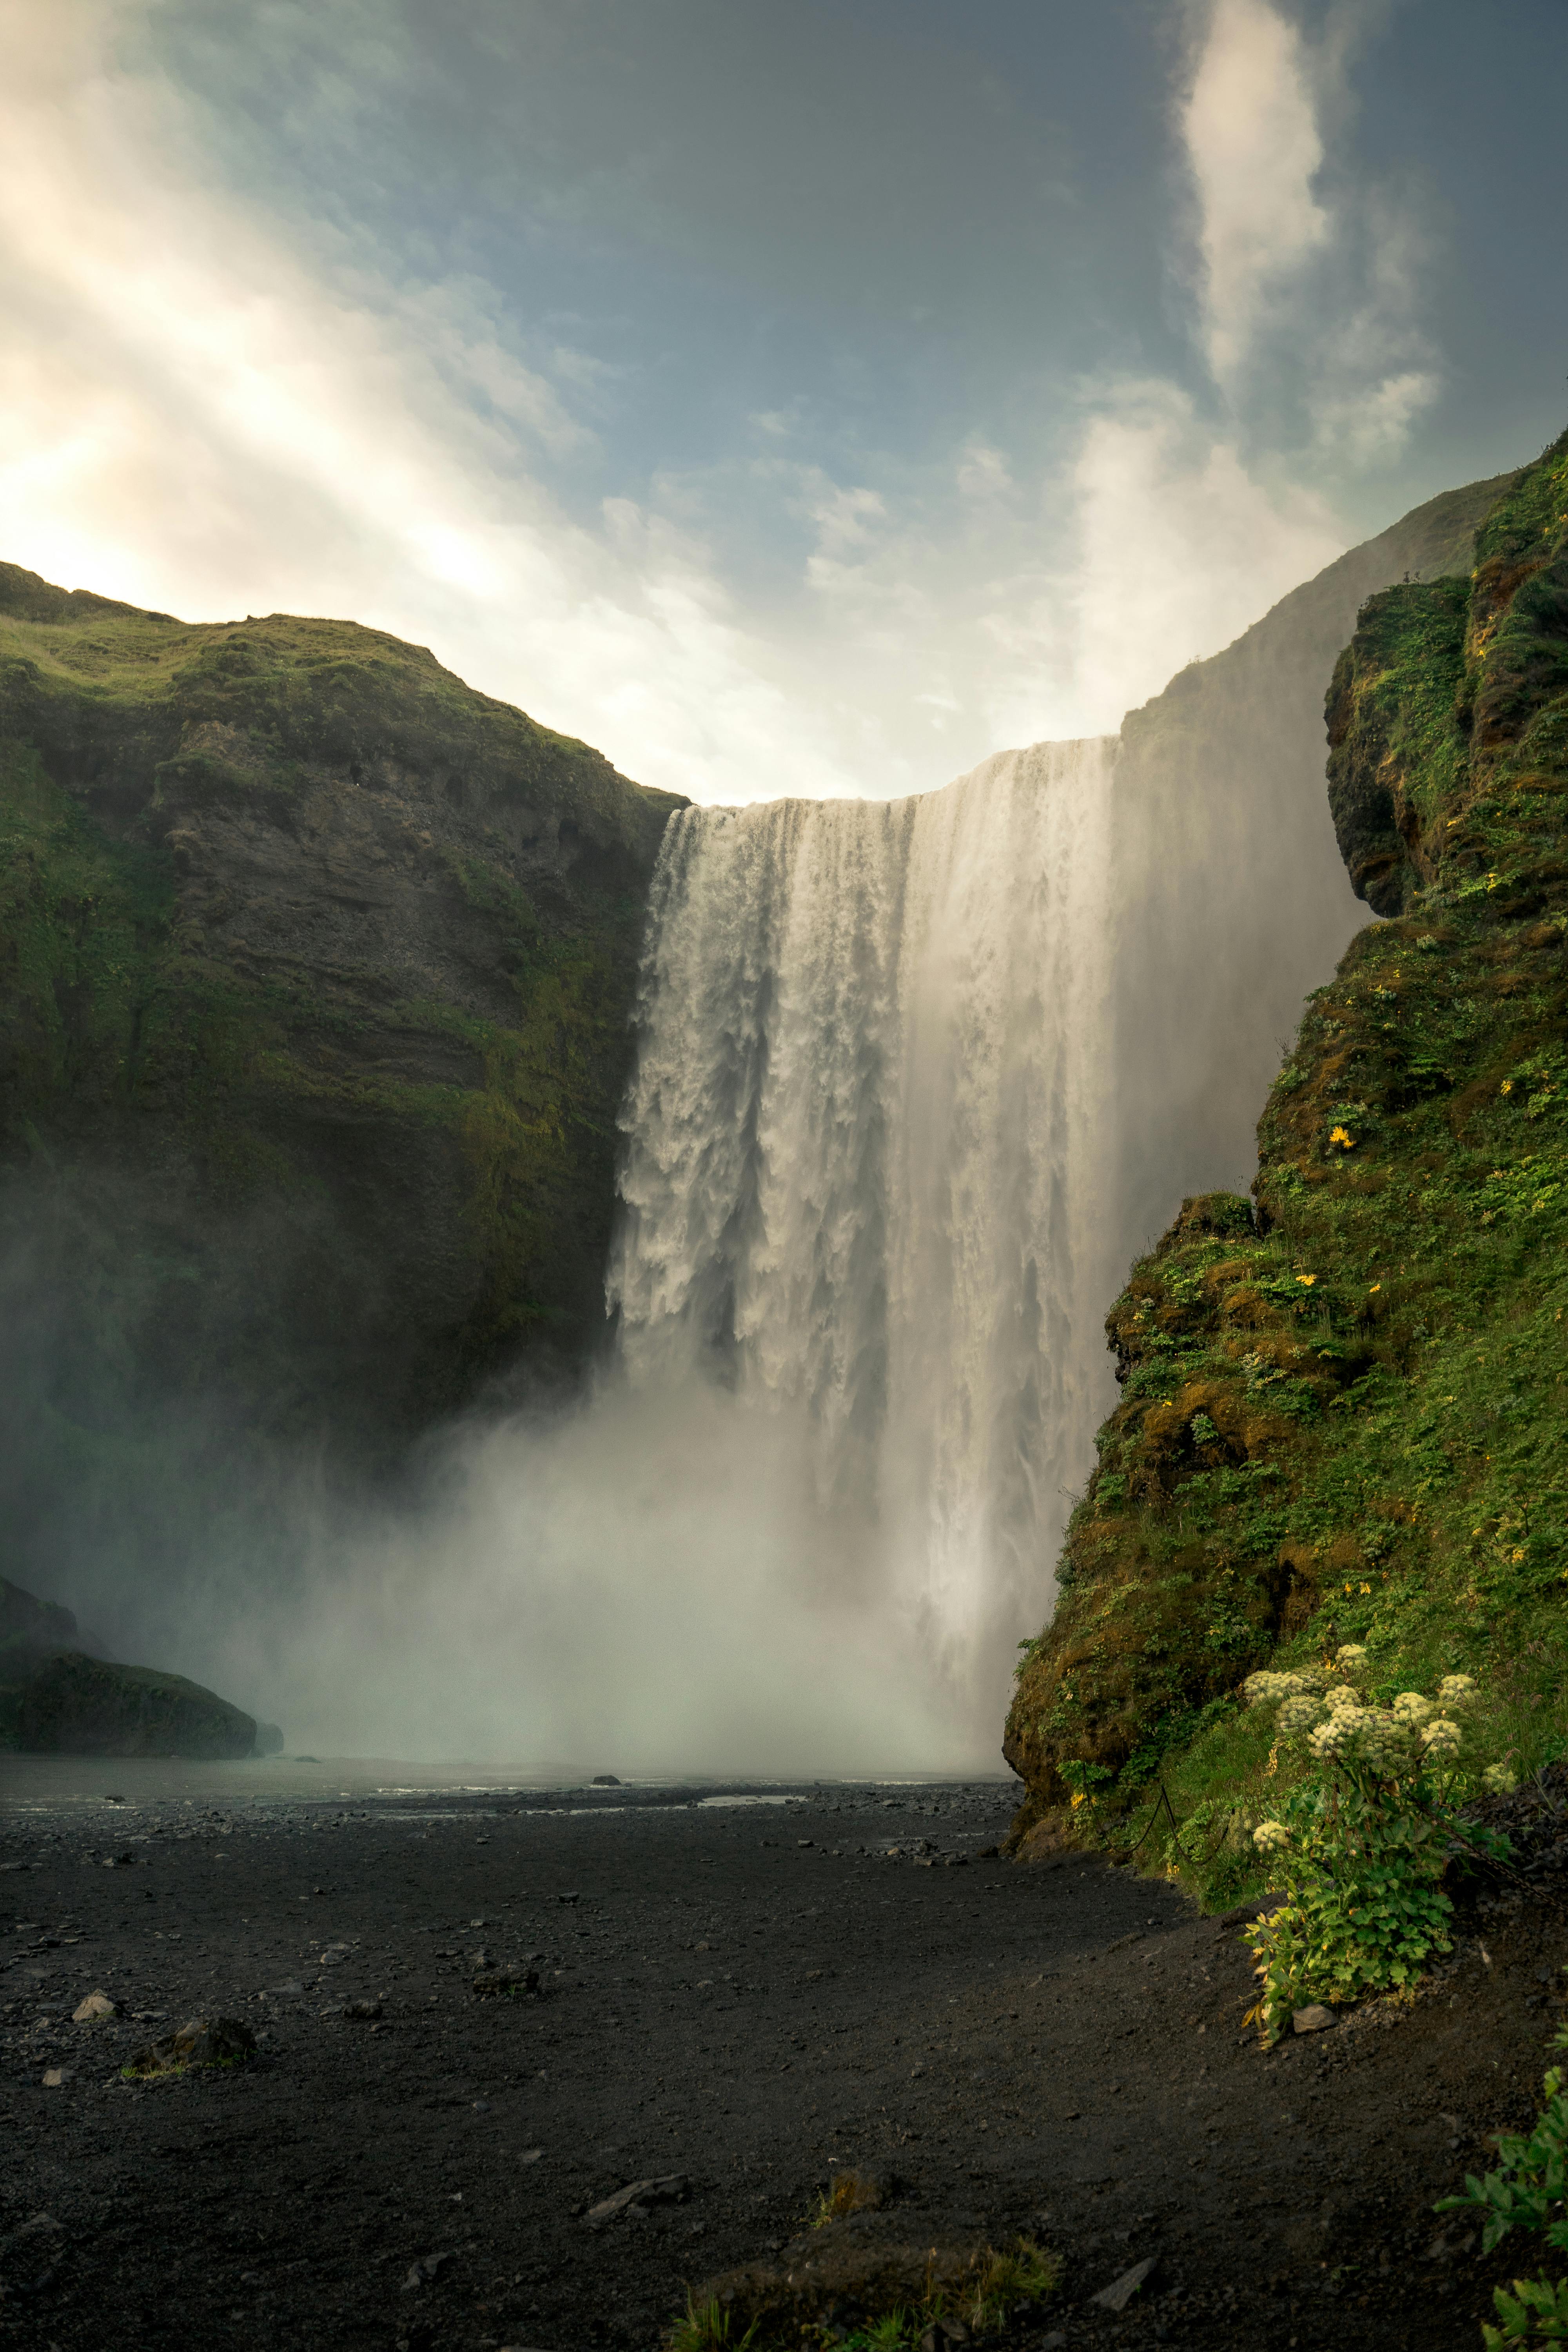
1, 0, 1564, 803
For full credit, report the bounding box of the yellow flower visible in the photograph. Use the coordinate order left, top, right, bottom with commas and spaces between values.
1359, 1583, 1372, 1594
1070, 1790, 1087, 1809
1296, 1273, 1317, 1287
1513, 1548, 1526, 1564
1369, 1283, 1381, 1293
1329, 1125, 1356, 1149
1501, 1079, 1514, 1095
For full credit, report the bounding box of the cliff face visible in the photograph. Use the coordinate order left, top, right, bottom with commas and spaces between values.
1006, 435, 1568, 1878
0, 568, 684, 1458
1107, 471, 1518, 1265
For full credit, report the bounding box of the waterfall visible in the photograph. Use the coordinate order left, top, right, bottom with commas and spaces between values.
610, 737, 1120, 1712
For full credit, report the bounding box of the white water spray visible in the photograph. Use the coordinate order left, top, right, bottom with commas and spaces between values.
611, 738, 1120, 1721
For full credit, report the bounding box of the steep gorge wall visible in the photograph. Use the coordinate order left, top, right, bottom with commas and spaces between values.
1006, 434, 1568, 1874
0, 566, 684, 1508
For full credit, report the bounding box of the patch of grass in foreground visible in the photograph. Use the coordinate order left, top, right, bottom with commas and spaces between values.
667, 2241, 1060, 2352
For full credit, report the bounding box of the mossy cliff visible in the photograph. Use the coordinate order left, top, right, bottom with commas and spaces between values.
0, 566, 684, 1447
1005, 431, 1568, 1886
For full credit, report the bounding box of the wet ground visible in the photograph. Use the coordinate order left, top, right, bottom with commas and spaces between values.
2, 1757, 1564, 2351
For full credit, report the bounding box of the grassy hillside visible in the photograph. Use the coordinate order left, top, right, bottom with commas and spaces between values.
1005, 433, 1568, 1900
0, 566, 683, 1457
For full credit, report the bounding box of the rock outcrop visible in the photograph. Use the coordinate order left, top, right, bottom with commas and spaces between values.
0, 1575, 263, 1755
1006, 431, 1568, 1877
15, 1652, 258, 1759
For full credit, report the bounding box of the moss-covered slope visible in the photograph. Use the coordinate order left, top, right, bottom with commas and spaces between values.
1005, 433, 1568, 1886
0, 565, 684, 1443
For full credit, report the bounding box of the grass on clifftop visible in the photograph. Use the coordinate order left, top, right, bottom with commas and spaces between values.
1005, 427, 1568, 1906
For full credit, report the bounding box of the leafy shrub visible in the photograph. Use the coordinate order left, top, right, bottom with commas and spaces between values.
1481, 2274, 1568, 2345
1437, 2021, 1568, 2344
1240, 1648, 1510, 2040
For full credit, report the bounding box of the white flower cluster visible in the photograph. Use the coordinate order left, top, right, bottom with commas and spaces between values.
1483, 1762, 1518, 1795
1253, 1819, 1291, 1852
1420, 1716, 1463, 1759
1241, 1651, 1482, 1782
1242, 1666, 1327, 1708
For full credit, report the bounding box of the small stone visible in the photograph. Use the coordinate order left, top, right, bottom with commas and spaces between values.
73, 1991, 119, 2022
1093, 2256, 1158, 2312
41, 2067, 73, 2088
584, 2174, 688, 2227
401, 2250, 455, 2290
591, 1774, 621, 1786
341, 1999, 383, 2020
1293, 2003, 1339, 2034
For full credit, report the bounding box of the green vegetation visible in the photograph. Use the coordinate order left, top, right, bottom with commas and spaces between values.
668, 2295, 760, 2352
668, 2239, 1060, 2352
1238, 1652, 1511, 2040
1439, 2015, 1568, 2343
1005, 427, 1568, 1910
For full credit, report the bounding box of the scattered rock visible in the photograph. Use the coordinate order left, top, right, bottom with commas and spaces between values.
125, 2015, 258, 2076
73, 1990, 120, 2022
584, 2174, 688, 2226
401, 2250, 455, 2289
591, 1775, 621, 1787
1092, 2255, 1158, 2312
1293, 2003, 1339, 2034
40, 2067, 73, 2088
341, 1999, 383, 2020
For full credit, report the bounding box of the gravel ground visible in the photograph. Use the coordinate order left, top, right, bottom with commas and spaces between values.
2, 1759, 1565, 2352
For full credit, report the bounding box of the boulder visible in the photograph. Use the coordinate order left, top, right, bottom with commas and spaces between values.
125, 2015, 257, 2075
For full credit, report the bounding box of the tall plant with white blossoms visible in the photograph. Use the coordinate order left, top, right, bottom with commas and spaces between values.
1240, 1648, 1513, 2042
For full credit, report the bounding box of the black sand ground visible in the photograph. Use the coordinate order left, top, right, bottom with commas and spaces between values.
2, 1768, 1565, 2352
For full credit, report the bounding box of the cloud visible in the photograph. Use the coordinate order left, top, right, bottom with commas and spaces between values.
1182, 0, 1330, 387
0, 0, 1448, 809
1177, 0, 1439, 469
0, 0, 859, 804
